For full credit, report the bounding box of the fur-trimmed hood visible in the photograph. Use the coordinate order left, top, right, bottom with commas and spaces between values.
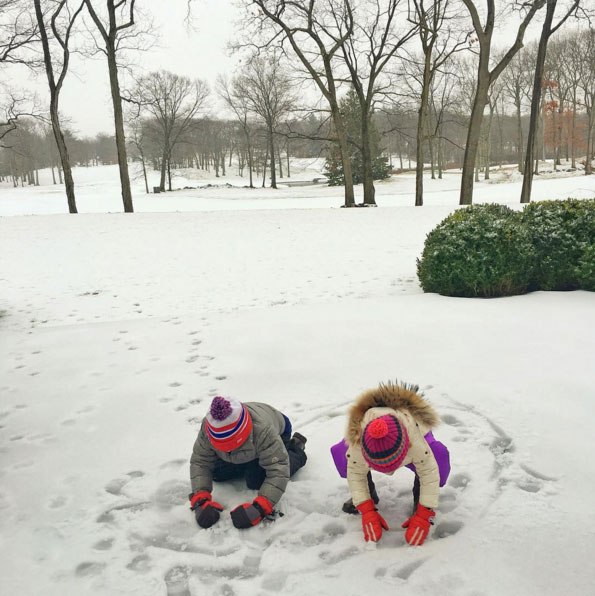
346, 381, 440, 446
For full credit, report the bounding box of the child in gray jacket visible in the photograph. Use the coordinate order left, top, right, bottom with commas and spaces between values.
189, 396, 307, 529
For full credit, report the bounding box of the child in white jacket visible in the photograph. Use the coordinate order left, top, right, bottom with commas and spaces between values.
341, 381, 450, 546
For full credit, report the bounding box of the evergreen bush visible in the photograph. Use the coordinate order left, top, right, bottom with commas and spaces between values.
520, 199, 595, 290
417, 204, 535, 297
323, 89, 390, 186
576, 244, 595, 292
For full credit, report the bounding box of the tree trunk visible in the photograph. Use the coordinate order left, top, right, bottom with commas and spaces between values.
160, 151, 167, 191
286, 142, 290, 178
460, 79, 490, 205
586, 107, 594, 175
140, 150, 149, 194
277, 147, 283, 179
484, 104, 494, 180
415, 52, 432, 207
106, 43, 133, 212
50, 105, 77, 212
262, 142, 268, 188
330, 103, 355, 207
268, 127, 277, 189
34, 0, 77, 213
247, 142, 254, 188
516, 95, 524, 172
521, 0, 556, 203
360, 111, 376, 206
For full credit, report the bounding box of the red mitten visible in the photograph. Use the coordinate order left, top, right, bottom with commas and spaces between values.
356, 499, 389, 542
230, 496, 274, 529
189, 491, 223, 529
401, 504, 435, 546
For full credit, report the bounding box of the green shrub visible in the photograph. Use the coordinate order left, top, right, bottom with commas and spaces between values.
417, 204, 535, 297
576, 243, 595, 291
520, 199, 595, 290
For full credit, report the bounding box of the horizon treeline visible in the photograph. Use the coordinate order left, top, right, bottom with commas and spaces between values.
1, 1, 594, 211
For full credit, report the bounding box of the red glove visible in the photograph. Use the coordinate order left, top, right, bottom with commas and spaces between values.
189, 491, 223, 529
230, 496, 273, 529
401, 504, 435, 546
356, 499, 389, 542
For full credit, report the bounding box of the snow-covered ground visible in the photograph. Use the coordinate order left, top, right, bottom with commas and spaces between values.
1, 169, 594, 596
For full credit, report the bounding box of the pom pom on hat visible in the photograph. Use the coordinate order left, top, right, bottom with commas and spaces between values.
205, 396, 253, 452
368, 418, 389, 439
210, 396, 233, 421
362, 414, 409, 473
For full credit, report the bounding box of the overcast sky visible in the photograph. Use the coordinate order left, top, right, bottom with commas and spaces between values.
18, 0, 240, 137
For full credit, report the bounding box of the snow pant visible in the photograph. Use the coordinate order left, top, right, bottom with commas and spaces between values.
212, 416, 307, 489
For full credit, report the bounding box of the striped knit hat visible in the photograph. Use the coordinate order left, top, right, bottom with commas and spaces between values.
205, 396, 253, 452
361, 415, 409, 473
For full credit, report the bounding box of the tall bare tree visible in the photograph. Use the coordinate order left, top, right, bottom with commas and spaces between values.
338, 0, 418, 205
84, 0, 141, 212
500, 50, 533, 172
136, 70, 209, 192
409, 0, 466, 206
576, 27, 595, 175
247, 0, 357, 206
520, 0, 582, 202
218, 75, 257, 188
459, 0, 545, 205
233, 55, 295, 189
34, 0, 85, 214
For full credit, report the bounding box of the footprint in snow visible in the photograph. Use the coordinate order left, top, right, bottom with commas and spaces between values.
164, 565, 191, 596
75, 561, 106, 578
393, 558, 426, 580
434, 520, 464, 539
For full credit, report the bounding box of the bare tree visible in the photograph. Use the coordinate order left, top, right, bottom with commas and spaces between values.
500, 49, 533, 172
520, 0, 582, 202
576, 27, 595, 175
1, 0, 38, 65
459, 0, 545, 205
232, 55, 295, 189
218, 75, 257, 188
337, 0, 418, 205
247, 0, 357, 207
409, 0, 466, 206
127, 114, 148, 193
84, 0, 144, 212
34, 0, 85, 214
135, 70, 209, 192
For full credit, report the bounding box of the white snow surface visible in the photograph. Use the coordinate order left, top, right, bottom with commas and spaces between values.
1, 169, 594, 596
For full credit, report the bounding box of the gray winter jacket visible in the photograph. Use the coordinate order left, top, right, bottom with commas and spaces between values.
190, 402, 289, 505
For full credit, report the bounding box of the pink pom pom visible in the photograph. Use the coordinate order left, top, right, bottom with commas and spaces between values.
368, 418, 388, 439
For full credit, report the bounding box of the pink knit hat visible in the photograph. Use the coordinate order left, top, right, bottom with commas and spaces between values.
205, 396, 253, 452
361, 415, 410, 473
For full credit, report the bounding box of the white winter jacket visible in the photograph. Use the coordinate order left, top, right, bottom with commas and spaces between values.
345, 382, 441, 509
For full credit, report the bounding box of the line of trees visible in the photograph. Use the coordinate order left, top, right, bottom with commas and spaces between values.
2, 0, 595, 212
240, 0, 592, 207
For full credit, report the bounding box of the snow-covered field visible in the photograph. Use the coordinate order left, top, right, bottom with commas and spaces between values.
1, 159, 595, 215
1, 168, 594, 596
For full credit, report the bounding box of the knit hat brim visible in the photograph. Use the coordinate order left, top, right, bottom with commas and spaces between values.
206, 404, 253, 452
